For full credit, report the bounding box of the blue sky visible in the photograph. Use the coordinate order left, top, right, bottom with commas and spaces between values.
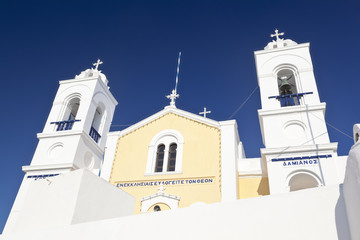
1, 0, 359, 233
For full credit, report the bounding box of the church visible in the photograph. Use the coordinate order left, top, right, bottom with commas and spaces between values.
1, 30, 360, 239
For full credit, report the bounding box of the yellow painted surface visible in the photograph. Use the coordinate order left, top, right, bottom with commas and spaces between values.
110, 113, 221, 214
238, 177, 270, 199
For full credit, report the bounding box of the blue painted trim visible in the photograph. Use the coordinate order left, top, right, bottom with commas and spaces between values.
89, 126, 101, 143
268, 92, 313, 107
271, 154, 332, 162
27, 174, 59, 180
50, 119, 80, 131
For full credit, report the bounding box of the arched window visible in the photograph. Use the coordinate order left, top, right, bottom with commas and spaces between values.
155, 144, 165, 172
288, 172, 320, 192
145, 130, 184, 175
167, 143, 177, 172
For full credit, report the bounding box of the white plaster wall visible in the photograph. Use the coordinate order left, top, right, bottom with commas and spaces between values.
0, 184, 350, 240
238, 158, 263, 175
336, 156, 348, 183
261, 143, 340, 194
100, 131, 120, 181
220, 120, 239, 202
30, 134, 81, 165
2, 176, 32, 234
259, 105, 329, 148
3, 169, 135, 234
343, 128, 360, 240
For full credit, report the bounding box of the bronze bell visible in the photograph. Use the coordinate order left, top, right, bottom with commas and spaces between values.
279, 76, 292, 92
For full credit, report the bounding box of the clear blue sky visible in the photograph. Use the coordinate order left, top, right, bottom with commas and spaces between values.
1, 0, 359, 233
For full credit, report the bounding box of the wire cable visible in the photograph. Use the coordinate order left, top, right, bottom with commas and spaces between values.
309, 111, 353, 140
228, 86, 259, 119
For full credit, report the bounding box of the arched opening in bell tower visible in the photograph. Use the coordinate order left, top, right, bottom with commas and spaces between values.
270, 66, 313, 107
277, 69, 298, 96
52, 97, 81, 131
63, 97, 80, 121
89, 105, 104, 143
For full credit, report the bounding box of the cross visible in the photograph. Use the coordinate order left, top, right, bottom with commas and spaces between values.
93, 59, 103, 71
158, 183, 166, 193
166, 89, 179, 107
270, 29, 284, 41
199, 107, 211, 118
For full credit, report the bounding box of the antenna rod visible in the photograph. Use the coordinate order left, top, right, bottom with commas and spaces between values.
175, 52, 181, 93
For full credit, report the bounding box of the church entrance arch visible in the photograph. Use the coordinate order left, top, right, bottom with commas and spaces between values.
287, 171, 321, 192
147, 203, 171, 212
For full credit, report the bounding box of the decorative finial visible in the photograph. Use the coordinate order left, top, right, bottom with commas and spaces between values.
270, 29, 284, 41
199, 107, 211, 118
158, 183, 166, 193
93, 59, 103, 71
166, 89, 179, 107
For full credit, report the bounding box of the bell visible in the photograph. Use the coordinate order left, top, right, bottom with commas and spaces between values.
279, 76, 292, 92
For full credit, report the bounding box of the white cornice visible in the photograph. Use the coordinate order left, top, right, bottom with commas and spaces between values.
260, 142, 338, 156
117, 107, 222, 138
254, 42, 310, 55
258, 103, 326, 117
238, 171, 265, 177
22, 163, 79, 173
140, 192, 180, 201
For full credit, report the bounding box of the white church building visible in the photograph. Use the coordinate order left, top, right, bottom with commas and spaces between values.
1, 30, 360, 240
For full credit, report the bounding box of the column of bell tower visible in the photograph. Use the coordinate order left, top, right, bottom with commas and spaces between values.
255, 30, 342, 194
3, 62, 118, 234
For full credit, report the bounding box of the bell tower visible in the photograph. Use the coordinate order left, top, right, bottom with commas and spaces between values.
4, 60, 118, 233
255, 30, 342, 194
26, 59, 117, 174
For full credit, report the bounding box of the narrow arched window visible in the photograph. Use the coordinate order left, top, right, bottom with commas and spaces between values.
155, 144, 165, 172
167, 143, 177, 171
89, 107, 103, 143
146, 129, 184, 175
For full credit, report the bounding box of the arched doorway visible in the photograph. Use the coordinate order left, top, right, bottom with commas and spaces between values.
288, 172, 320, 192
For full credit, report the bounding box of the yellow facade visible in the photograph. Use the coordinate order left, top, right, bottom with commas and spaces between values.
109, 111, 270, 213
109, 113, 222, 213
238, 177, 269, 199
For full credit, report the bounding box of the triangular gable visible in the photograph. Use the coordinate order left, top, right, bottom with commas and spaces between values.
116, 106, 221, 138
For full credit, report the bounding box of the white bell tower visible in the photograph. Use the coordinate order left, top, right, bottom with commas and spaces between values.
255, 30, 342, 194
26, 59, 117, 175
4, 60, 118, 233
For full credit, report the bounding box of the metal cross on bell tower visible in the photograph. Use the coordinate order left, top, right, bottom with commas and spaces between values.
93, 59, 103, 71
270, 29, 284, 41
